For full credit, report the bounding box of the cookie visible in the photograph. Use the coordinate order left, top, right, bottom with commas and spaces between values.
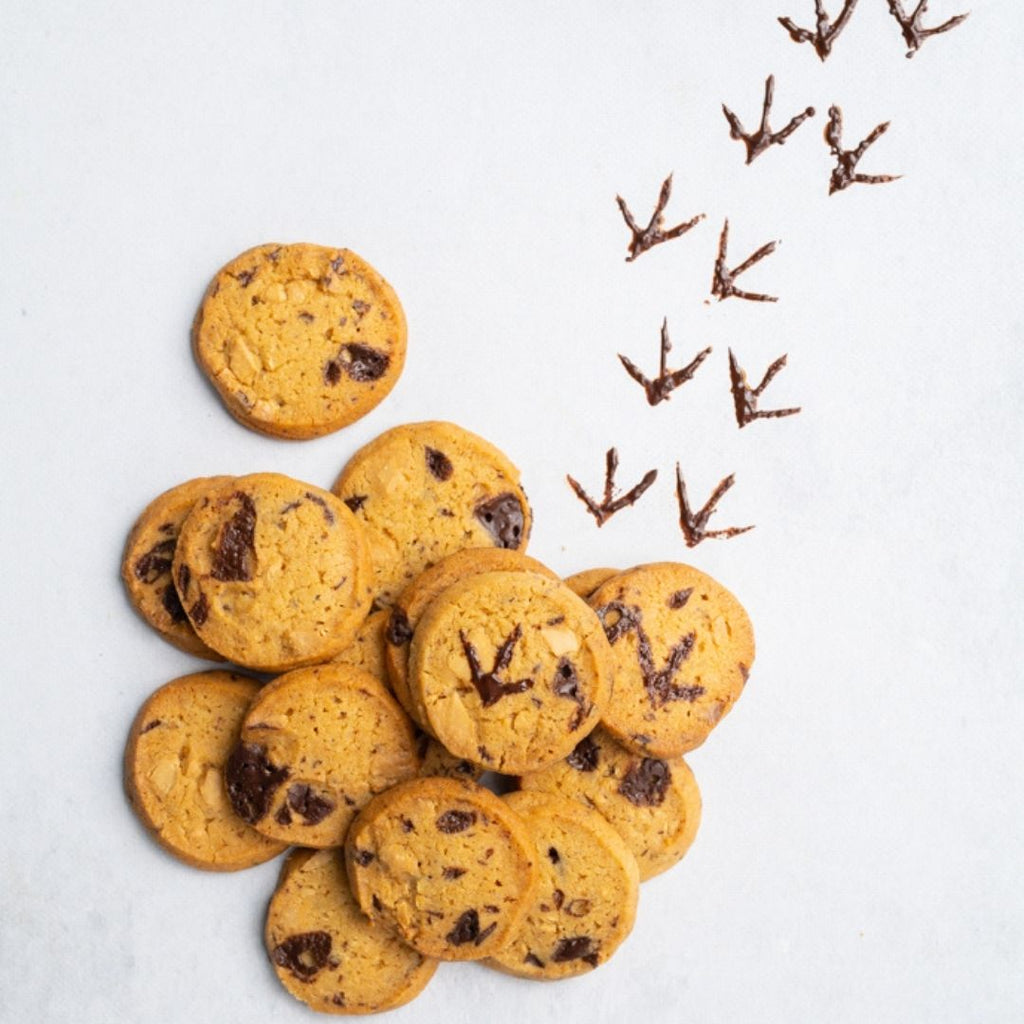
408, 571, 612, 774
562, 567, 620, 601
345, 777, 539, 961
518, 726, 701, 881
265, 848, 437, 1015
192, 243, 406, 439
588, 562, 755, 757
172, 473, 373, 671
226, 663, 420, 848
121, 476, 232, 659
331, 421, 533, 606
485, 791, 639, 978
124, 671, 287, 871
384, 547, 558, 729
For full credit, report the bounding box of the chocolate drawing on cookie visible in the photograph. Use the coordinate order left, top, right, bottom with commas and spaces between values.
460, 626, 535, 707
674, 465, 754, 547
618, 319, 712, 406
728, 349, 801, 427
616, 173, 706, 262
723, 75, 815, 164
825, 106, 900, 195
566, 448, 657, 527
778, 0, 860, 61
710, 220, 780, 303
885, 0, 969, 57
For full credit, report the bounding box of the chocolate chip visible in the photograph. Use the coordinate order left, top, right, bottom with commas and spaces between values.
324, 360, 342, 386
352, 849, 375, 867
425, 447, 454, 481
668, 587, 694, 609
547, 847, 560, 864
210, 492, 257, 582
446, 909, 481, 946
275, 805, 292, 826
133, 539, 176, 583
618, 757, 671, 807
304, 491, 335, 526
551, 937, 596, 963
351, 299, 371, 318
386, 608, 413, 646
474, 493, 525, 549
331, 994, 345, 1007
234, 268, 256, 287
189, 592, 209, 626
271, 931, 331, 981
552, 889, 565, 910
286, 784, 335, 825
442, 866, 467, 880
161, 583, 188, 623
400, 816, 416, 833
566, 734, 600, 772
225, 742, 290, 823
436, 809, 477, 834
177, 564, 191, 592
344, 494, 367, 513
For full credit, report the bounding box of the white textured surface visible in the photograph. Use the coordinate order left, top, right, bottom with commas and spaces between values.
1, 1, 1022, 1022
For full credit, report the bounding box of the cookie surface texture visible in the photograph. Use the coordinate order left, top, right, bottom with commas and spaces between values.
589, 561, 755, 757
332, 421, 532, 606
486, 791, 639, 978
172, 473, 373, 671
409, 571, 612, 774
345, 777, 539, 961
562, 567, 621, 601
226, 664, 419, 848
124, 671, 287, 871
121, 476, 232, 659
518, 726, 702, 881
265, 848, 436, 1015
193, 243, 406, 439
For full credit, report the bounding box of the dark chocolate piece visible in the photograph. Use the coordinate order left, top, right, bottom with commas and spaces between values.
675, 464, 754, 547
566, 734, 600, 773
351, 299, 371, 319
460, 625, 535, 708
825, 106, 901, 195
386, 609, 413, 646
303, 491, 335, 525
567, 448, 657, 527
723, 75, 815, 163
551, 936, 597, 963
271, 931, 331, 981
324, 344, 390, 386
778, 0, 860, 61
547, 846, 561, 864
425, 447, 454, 481
552, 888, 565, 910
225, 742, 290, 823
446, 909, 482, 946
285, 783, 335, 825
474, 493, 525, 549
343, 494, 367, 513
443, 866, 467, 879
188, 593, 209, 627
729, 349, 801, 427
668, 588, 693, 609
400, 816, 416, 833
210, 492, 257, 582
275, 804, 292, 826
161, 583, 188, 623
552, 658, 589, 731
711, 219, 780, 303
618, 319, 712, 407
352, 849, 375, 867
616, 173, 705, 262
324, 360, 342, 386
133, 539, 176, 583
436, 809, 477, 833
234, 268, 257, 287
885, 0, 969, 57
618, 757, 672, 807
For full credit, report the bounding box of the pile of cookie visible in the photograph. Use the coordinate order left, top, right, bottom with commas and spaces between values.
122, 244, 754, 1015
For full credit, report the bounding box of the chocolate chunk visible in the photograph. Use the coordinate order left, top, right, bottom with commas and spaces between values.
210, 492, 257, 582
331, 994, 345, 1007
286, 783, 335, 825
161, 583, 188, 623
275, 805, 292, 826
343, 494, 367, 513
225, 742, 290, 823
189, 593, 209, 626
326, 343, 390, 384
133, 539, 176, 583
474, 493, 524, 549
524, 952, 545, 968
400, 816, 416, 833
425, 447, 454, 481
566, 734, 600, 772
271, 931, 331, 981
177, 564, 191, 592
304, 491, 335, 525
618, 757, 671, 807
351, 299, 371, 318
551, 936, 596, 963
442, 866, 467, 880
352, 849, 375, 867
386, 608, 413, 646
552, 889, 565, 910
668, 588, 694, 609
446, 909, 482, 946
547, 846, 560, 864
234, 268, 256, 287
324, 360, 342, 386
436, 809, 477, 834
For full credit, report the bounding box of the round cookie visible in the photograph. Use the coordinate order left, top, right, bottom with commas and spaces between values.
518, 726, 701, 881
408, 571, 612, 774
121, 476, 232, 659
486, 791, 639, 978
384, 548, 558, 729
172, 473, 373, 672
331, 421, 533, 606
124, 671, 287, 871
563, 567, 621, 601
345, 777, 539, 961
193, 243, 406, 439
265, 848, 437, 1015
226, 664, 419, 848
588, 562, 755, 757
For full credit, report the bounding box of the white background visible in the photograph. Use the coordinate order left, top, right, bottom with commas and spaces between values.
2, 2, 1021, 1021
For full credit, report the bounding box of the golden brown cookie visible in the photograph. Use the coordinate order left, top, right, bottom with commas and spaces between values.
121, 476, 232, 659
265, 848, 437, 1015
124, 671, 287, 871
172, 473, 373, 672
518, 726, 701, 881
589, 562, 755, 757
408, 571, 612, 774
193, 243, 406, 439
384, 548, 558, 729
331, 421, 533, 606
562, 567, 620, 601
226, 664, 419, 848
485, 791, 639, 978
345, 777, 539, 961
